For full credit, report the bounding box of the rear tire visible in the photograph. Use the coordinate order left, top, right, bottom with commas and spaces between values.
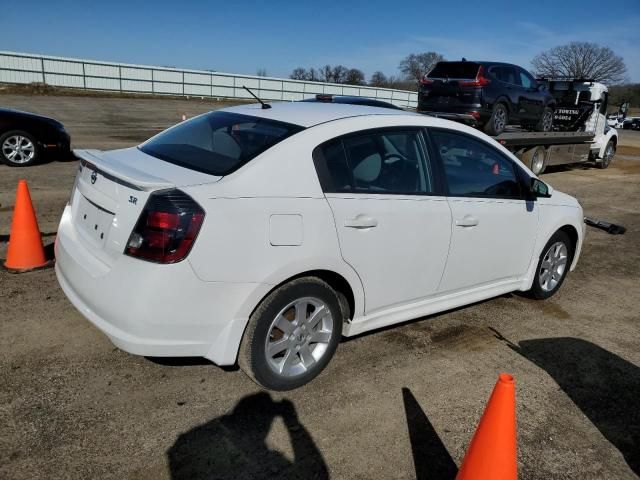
536, 107, 554, 132
522, 146, 546, 175
238, 277, 343, 391
0, 130, 39, 167
484, 103, 508, 136
526, 231, 574, 300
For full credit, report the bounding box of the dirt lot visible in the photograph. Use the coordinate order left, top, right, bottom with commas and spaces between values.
1, 94, 639, 480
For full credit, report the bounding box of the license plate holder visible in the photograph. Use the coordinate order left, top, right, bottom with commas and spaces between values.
76, 194, 114, 247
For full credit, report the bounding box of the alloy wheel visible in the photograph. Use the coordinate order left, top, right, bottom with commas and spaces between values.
542, 110, 553, 131
264, 297, 334, 377
2, 135, 35, 164
539, 242, 568, 292
494, 106, 506, 132
603, 143, 615, 167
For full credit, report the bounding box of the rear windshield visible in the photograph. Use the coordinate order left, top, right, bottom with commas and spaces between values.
139, 111, 304, 176
427, 62, 480, 79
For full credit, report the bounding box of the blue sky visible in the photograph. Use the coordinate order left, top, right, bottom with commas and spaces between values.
2, 0, 639, 82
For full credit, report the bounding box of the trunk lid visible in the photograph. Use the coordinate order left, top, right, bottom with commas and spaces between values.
70, 148, 219, 269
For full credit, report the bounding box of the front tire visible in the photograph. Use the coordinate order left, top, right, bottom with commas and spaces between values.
596, 140, 615, 169
0, 130, 39, 167
536, 107, 554, 132
484, 103, 508, 136
526, 231, 574, 300
238, 277, 343, 391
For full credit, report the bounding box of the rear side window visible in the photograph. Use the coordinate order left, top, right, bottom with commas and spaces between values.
139, 111, 303, 176
491, 66, 517, 84
428, 62, 480, 79
314, 130, 433, 195
430, 130, 521, 198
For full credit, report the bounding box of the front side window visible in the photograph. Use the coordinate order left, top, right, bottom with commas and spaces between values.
314, 130, 433, 195
519, 69, 535, 89
140, 111, 303, 176
430, 130, 521, 198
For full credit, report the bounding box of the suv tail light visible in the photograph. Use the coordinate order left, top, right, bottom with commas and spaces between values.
420, 75, 434, 85
458, 65, 491, 87
125, 189, 204, 264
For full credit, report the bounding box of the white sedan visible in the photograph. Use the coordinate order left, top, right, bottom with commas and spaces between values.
56, 102, 584, 390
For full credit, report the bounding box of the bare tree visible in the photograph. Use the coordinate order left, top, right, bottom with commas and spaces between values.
345, 68, 365, 86
319, 65, 334, 83
306, 67, 319, 82
369, 71, 388, 87
532, 42, 627, 85
399, 52, 444, 83
332, 65, 349, 84
290, 67, 308, 80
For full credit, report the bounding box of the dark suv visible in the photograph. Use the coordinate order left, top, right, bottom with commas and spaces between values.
417, 61, 556, 136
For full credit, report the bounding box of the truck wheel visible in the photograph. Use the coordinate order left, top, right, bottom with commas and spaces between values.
522, 146, 546, 175
484, 103, 508, 136
536, 107, 554, 132
597, 140, 615, 169
238, 277, 343, 391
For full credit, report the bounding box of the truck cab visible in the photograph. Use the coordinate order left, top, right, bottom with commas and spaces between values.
539, 79, 618, 167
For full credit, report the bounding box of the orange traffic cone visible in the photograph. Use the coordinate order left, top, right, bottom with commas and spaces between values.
456, 373, 517, 480
4, 180, 49, 272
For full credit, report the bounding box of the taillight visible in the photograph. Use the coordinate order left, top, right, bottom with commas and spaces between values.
459, 66, 491, 87
125, 189, 205, 264
421, 75, 434, 85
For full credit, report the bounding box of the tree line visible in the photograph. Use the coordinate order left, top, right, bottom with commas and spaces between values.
287, 42, 634, 103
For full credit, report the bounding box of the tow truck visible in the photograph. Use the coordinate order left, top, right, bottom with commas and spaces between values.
431, 78, 619, 175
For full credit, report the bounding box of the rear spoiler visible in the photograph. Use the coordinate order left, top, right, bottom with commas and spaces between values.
74, 149, 174, 191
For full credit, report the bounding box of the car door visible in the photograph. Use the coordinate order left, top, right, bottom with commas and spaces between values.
517, 68, 544, 120
428, 128, 539, 293
489, 65, 520, 119
313, 128, 452, 315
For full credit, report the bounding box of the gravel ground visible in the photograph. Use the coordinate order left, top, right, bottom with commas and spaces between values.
1, 94, 639, 480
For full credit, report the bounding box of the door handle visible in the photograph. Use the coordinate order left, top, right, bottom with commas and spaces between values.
455, 216, 479, 227
344, 215, 378, 229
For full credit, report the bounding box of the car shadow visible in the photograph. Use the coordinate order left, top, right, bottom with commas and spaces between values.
507, 336, 640, 476
402, 387, 457, 480
166, 392, 329, 480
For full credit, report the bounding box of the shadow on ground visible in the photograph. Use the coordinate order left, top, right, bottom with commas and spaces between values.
510, 337, 640, 476
402, 387, 458, 480
166, 392, 329, 480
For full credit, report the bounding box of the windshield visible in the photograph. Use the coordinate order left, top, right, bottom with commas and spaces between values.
139, 111, 304, 176
427, 62, 480, 79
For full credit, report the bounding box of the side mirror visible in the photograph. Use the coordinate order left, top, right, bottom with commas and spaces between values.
529, 178, 551, 199
537, 84, 546, 92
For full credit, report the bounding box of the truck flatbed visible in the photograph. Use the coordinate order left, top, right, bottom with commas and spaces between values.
494, 130, 594, 147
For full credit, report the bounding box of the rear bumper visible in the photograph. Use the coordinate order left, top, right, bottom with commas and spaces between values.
417, 105, 490, 124
55, 205, 270, 365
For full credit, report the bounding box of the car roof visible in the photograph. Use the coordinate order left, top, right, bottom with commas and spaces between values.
222, 101, 415, 128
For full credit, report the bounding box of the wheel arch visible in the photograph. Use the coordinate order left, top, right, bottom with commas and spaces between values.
252, 269, 356, 322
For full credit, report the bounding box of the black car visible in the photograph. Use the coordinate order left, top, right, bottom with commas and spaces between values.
302, 94, 404, 110
622, 118, 640, 130
0, 108, 71, 166
417, 61, 556, 136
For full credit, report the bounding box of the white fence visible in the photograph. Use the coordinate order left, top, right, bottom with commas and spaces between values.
0, 51, 418, 108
